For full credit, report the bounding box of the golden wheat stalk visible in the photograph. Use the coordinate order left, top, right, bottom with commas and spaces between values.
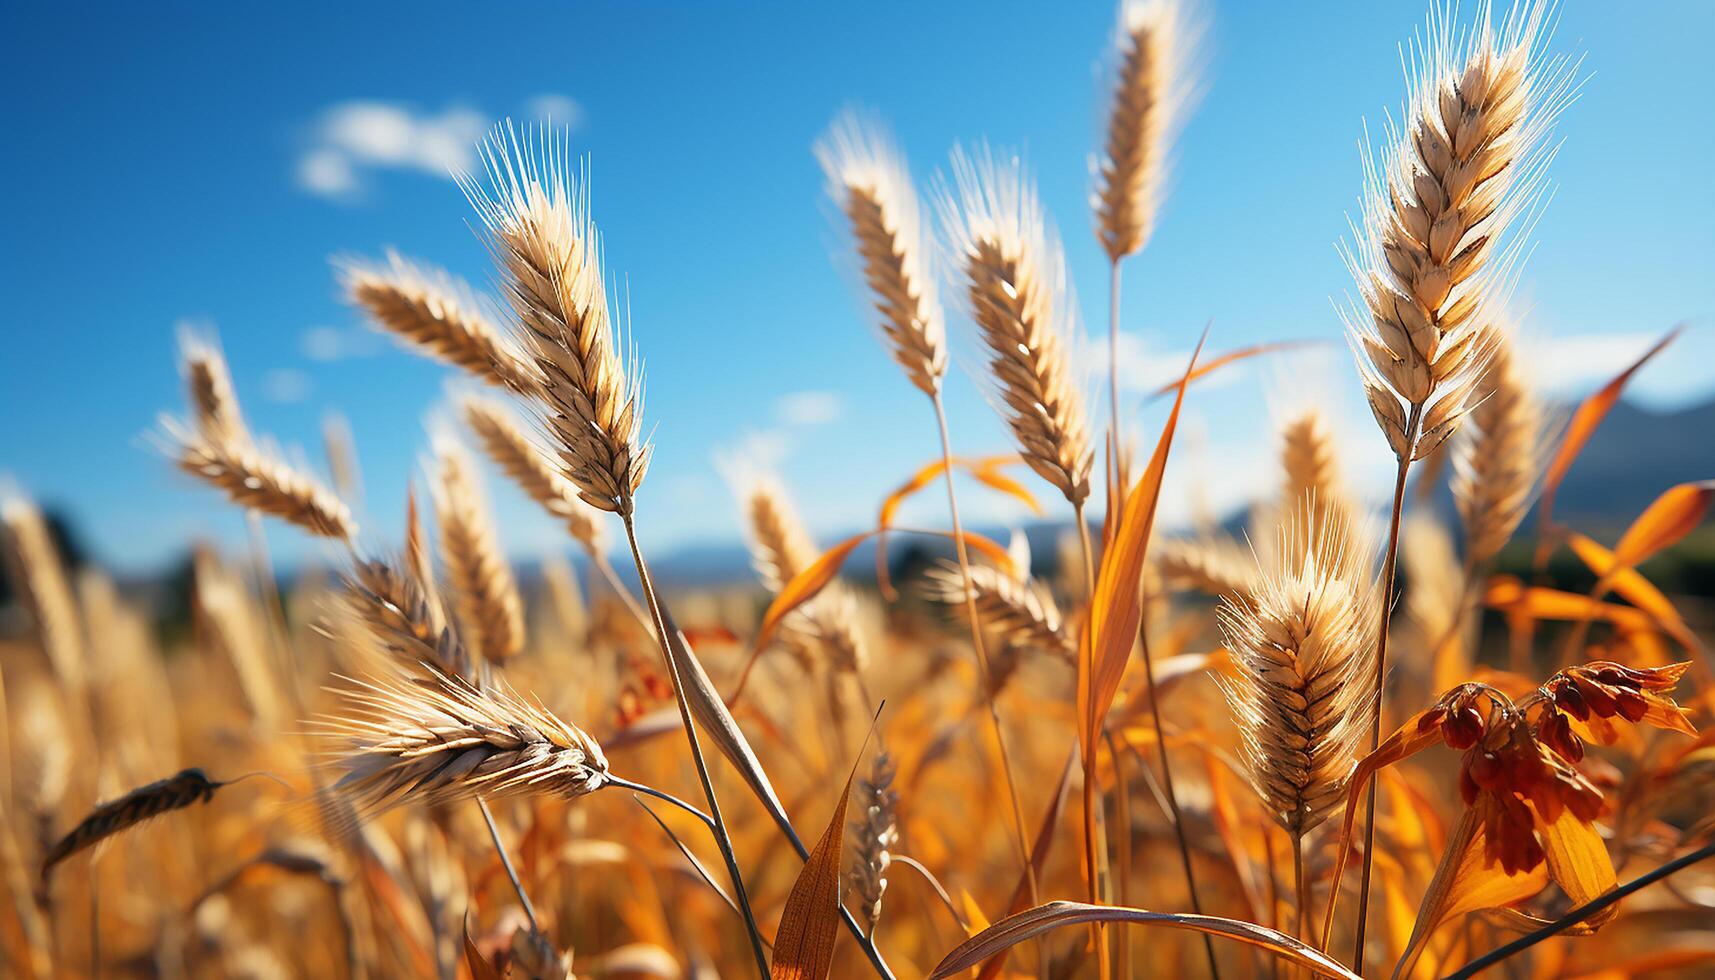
816, 111, 947, 398
460, 123, 649, 516
1348, 2, 1570, 461
178, 331, 250, 446
1452, 334, 1543, 563
431, 439, 524, 666
342, 250, 538, 392
1095, 0, 1185, 261
462, 395, 606, 556
318, 666, 608, 814
1155, 535, 1256, 602
170, 425, 355, 540
924, 561, 1073, 663
941, 147, 1093, 507
192, 545, 285, 729
0, 494, 87, 693
1218, 504, 1375, 837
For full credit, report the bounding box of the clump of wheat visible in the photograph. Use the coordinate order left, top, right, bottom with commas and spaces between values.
1094, 0, 1186, 261
460, 123, 649, 517
816, 112, 947, 398
431, 439, 525, 666
941, 148, 1093, 508
1348, 2, 1570, 461
342, 251, 539, 393
319, 666, 608, 813
1219, 504, 1376, 836
462, 395, 607, 557
1452, 333, 1543, 563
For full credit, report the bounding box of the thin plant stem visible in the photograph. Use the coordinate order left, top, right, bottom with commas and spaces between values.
1352, 403, 1422, 971
1105, 730, 1134, 980
1293, 833, 1308, 944
1444, 838, 1715, 979
589, 548, 656, 638
605, 774, 717, 833
1138, 618, 1220, 979
622, 515, 772, 979
1074, 499, 1111, 977
930, 392, 1038, 904
1107, 259, 1124, 507
1263, 826, 1282, 980
476, 797, 541, 935
1074, 504, 1098, 601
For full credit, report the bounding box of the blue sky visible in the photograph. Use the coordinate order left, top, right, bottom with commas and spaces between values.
3, 1, 1712, 573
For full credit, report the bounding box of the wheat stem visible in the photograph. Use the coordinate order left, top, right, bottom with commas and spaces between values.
1352, 403, 1420, 970
621, 515, 771, 978
932, 393, 1038, 905
476, 797, 540, 934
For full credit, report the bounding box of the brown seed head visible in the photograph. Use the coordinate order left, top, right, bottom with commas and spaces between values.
1095, 0, 1185, 261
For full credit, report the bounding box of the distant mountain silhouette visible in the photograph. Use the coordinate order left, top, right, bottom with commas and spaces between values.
1544, 398, 1715, 534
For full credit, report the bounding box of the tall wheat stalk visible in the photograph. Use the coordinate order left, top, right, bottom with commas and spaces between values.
818, 113, 1039, 902
1341, 2, 1570, 962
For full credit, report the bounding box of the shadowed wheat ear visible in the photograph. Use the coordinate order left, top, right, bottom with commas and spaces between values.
346, 556, 470, 680
178, 331, 249, 446
1155, 535, 1256, 603
318, 664, 608, 814
341, 251, 539, 393
924, 561, 1073, 663
462, 395, 606, 557
815, 111, 947, 398
431, 439, 524, 666
460, 122, 649, 517
1217, 503, 1376, 838
848, 748, 899, 937
941, 147, 1093, 507
1095, 0, 1189, 261
41, 768, 224, 879
1452, 333, 1543, 563
1277, 409, 1357, 572
1347, 1, 1573, 461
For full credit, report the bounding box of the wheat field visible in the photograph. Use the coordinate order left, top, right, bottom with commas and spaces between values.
2, 1, 1713, 978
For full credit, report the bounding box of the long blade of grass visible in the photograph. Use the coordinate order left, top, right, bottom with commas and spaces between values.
929, 901, 1361, 980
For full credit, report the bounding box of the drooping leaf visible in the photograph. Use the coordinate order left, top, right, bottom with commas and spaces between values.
1539, 326, 1681, 531
1142, 338, 1326, 400
929, 901, 1361, 980
1393, 808, 1548, 979
1483, 577, 1654, 632
873, 455, 1039, 596
1608, 481, 1715, 571
1566, 532, 1696, 647
463, 916, 505, 980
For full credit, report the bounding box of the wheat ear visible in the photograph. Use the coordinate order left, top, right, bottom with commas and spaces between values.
462, 395, 606, 556
342, 251, 538, 392
41, 768, 224, 879
1155, 535, 1257, 603
816, 111, 947, 398
460, 122, 649, 516
848, 749, 900, 937
431, 439, 525, 666
178, 331, 249, 446
1452, 333, 1542, 563
1, 494, 87, 693
742, 478, 868, 675
346, 557, 471, 680
941, 147, 1093, 508
1095, 0, 1184, 261
924, 561, 1073, 663
1348, 2, 1569, 462
172, 427, 356, 541
319, 665, 607, 814
1219, 503, 1376, 838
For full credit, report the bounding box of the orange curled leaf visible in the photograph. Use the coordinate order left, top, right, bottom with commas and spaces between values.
1540, 326, 1681, 529
929, 901, 1361, 979
1566, 533, 1694, 644
1142, 339, 1326, 400
1395, 808, 1549, 978
968, 461, 1044, 516
1609, 480, 1715, 571
463, 917, 505, 980
874, 454, 1038, 597
1483, 577, 1654, 631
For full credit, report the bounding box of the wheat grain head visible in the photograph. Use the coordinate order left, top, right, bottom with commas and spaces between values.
1095, 0, 1189, 261
1452, 333, 1543, 563
430, 439, 524, 666
461, 395, 606, 557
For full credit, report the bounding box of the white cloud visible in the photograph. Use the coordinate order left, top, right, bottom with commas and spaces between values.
1088, 330, 1242, 394
775, 390, 844, 427
260, 368, 312, 404
301, 325, 382, 362
525, 93, 585, 129
1534, 332, 1658, 395
296, 101, 488, 201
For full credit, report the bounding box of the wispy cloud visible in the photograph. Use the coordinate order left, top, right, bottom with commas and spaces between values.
301, 325, 382, 362
260, 368, 312, 404
775, 390, 843, 427
524, 93, 584, 129
296, 100, 488, 201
